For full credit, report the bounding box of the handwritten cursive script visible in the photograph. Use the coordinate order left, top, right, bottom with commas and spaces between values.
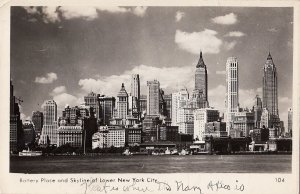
176, 181, 203, 194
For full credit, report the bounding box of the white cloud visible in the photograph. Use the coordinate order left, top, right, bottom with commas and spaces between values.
225, 31, 246, 37
175, 29, 223, 54
79, 64, 195, 97
24, 7, 60, 23
50, 86, 66, 96
223, 41, 237, 50
208, 86, 263, 113
24, 6, 147, 23
211, 13, 238, 25
59, 7, 99, 20
53, 93, 83, 113
35, 72, 57, 84
175, 11, 185, 22
132, 6, 147, 17
216, 70, 226, 75
19, 105, 30, 121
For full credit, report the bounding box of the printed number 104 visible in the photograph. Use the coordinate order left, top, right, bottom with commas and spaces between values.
275, 178, 285, 182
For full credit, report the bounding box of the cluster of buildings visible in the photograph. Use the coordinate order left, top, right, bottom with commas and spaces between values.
9, 51, 293, 154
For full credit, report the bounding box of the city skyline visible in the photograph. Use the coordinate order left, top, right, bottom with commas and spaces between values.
10, 7, 293, 128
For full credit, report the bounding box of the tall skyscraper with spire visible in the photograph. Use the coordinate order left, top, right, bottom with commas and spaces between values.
194, 51, 208, 103
116, 83, 128, 119
263, 52, 278, 116
225, 57, 239, 131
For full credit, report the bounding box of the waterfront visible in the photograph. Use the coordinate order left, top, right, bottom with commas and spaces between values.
10, 154, 291, 173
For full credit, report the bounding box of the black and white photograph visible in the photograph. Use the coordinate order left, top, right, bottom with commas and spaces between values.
1, 1, 299, 194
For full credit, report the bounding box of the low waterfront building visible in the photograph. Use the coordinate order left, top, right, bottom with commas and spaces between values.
57, 126, 83, 148
233, 111, 254, 137
139, 141, 176, 153
125, 127, 142, 146
267, 138, 292, 151
159, 126, 179, 142
92, 130, 108, 149
107, 127, 126, 148
250, 127, 269, 143
204, 121, 227, 138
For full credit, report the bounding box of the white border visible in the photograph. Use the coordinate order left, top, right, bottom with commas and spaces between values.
0, 1, 299, 194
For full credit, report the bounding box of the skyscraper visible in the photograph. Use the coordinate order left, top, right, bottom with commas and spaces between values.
288, 108, 292, 135
131, 74, 140, 101
116, 83, 128, 119
99, 96, 115, 125
130, 74, 141, 119
32, 111, 43, 135
171, 88, 189, 126
40, 100, 58, 145
146, 80, 160, 116
195, 51, 208, 102
225, 57, 239, 131
10, 81, 23, 153
262, 52, 281, 131
253, 95, 262, 128
263, 52, 278, 116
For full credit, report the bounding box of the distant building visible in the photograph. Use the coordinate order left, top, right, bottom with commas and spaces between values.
116, 83, 128, 119
92, 130, 108, 149
32, 111, 43, 135
263, 52, 279, 117
194, 51, 209, 107
288, 108, 292, 136
159, 126, 179, 142
22, 120, 35, 146
125, 128, 142, 146
92, 126, 126, 148
57, 126, 82, 148
40, 100, 58, 145
131, 74, 140, 101
177, 106, 195, 135
84, 92, 100, 120
98, 96, 115, 125
107, 127, 126, 148
253, 95, 262, 128
225, 57, 239, 132
171, 88, 189, 126
142, 115, 161, 142
10, 81, 23, 153
250, 127, 269, 143
204, 121, 227, 138
62, 106, 81, 125
233, 111, 254, 137
163, 94, 172, 119
269, 127, 279, 138
139, 95, 147, 117
147, 80, 160, 116
260, 108, 271, 128
131, 74, 140, 114
194, 108, 220, 140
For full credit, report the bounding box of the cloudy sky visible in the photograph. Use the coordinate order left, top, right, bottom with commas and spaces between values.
10, 6, 293, 127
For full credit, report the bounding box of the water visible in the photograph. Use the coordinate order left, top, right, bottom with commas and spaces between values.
10, 155, 291, 173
